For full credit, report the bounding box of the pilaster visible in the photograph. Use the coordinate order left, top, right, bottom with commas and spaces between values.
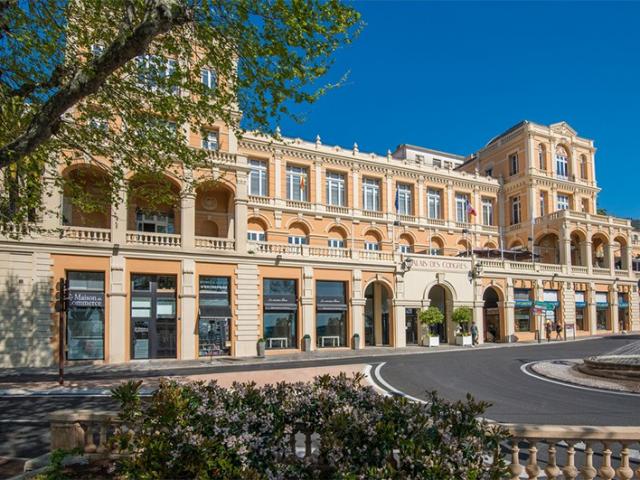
180, 192, 196, 249
108, 255, 127, 363
41, 166, 61, 230
180, 259, 197, 360
417, 176, 425, 218
351, 269, 364, 348
235, 170, 249, 254
587, 284, 597, 335
301, 266, 315, 349
111, 184, 128, 245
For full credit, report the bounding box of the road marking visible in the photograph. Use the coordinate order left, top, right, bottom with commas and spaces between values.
520, 361, 640, 397
371, 362, 427, 404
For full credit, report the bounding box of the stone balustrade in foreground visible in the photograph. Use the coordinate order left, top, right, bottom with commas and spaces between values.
48, 410, 640, 479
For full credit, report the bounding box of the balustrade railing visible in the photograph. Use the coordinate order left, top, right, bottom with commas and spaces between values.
194, 236, 235, 251
572, 265, 589, 274
61, 226, 111, 243
593, 267, 611, 276
362, 209, 384, 219
326, 205, 350, 215
285, 199, 313, 210
248, 195, 272, 206
126, 231, 181, 247
48, 410, 640, 480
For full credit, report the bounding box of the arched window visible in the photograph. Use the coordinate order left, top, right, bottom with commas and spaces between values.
580, 154, 588, 180
364, 230, 382, 251
429, 237, 444, 256
398, 234, 413, 254
538, 144, 546, 171
288, 222, 309, 245
327, 226, 347, 249
555, 146, 569, 179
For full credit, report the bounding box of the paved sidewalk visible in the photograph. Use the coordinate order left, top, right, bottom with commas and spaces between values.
0, 336, 601, 397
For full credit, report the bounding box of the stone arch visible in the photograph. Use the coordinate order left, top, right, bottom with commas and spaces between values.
363, 278, 394, 347
591, 232, 610, 268
538, 143, 547, 171
362, 226, 385, 241
61, 163, 112, 229
484, 241, 498, 249
613, 235, 629, 270
429, 235, 445, 255
555, 144, 571, 177
570, 229, 588, 266
398, 233, 414, 247
247, 214, 271, 231
508, 238, 524, 250
127, 172, 181, 233
285, 216, 313, 233
195, 180, 235, 238
288, 221, 310, 237
535, 231, 560, 264
483, 286, 504, 343
424, 282, 456, 344
457, 238, 472, 255
325, 222, 351, 237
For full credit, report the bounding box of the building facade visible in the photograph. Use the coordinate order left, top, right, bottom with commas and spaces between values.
1, 119, 639, 367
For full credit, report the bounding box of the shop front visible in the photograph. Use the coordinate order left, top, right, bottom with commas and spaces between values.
595, 292, 609, 330
263, 279, 298, 350
575, 291, 587, 331
618, 292, 629, 331
315, 281, 348, 348
543, 290, 560, 327
198, 276, 231, 357
66, 271, 105, 361
514, 289, 533, 334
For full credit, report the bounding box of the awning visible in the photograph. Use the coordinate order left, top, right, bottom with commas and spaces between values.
317, 296, 347, 311
199, 305, 231, 317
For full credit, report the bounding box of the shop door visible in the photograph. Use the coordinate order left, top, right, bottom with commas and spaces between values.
131, 274, 177, 359
405, 309, 418, 345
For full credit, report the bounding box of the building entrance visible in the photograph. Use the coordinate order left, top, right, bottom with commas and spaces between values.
131, 274, 177, 359
364, 281, 392, 346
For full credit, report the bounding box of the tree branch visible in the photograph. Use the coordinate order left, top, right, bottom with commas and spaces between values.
0, 0, 192, 169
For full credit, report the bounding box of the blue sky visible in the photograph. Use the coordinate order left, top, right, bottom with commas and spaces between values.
277, 1, 640, 218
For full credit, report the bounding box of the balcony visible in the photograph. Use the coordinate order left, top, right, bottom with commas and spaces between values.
250, 242, 394, 262
325, 205, 350, 216
194, 236, 235, 251
362, 209, 384, 220
60, 226, 111, 243
126, 231, 181, 247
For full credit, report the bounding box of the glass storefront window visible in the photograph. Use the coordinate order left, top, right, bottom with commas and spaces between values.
263, 279, 297, 349
316, 281, 347, 348
66, 271, 105, 360
198, 276, 231, 357
575, 308, 585, 330
514, 289, 532, 332
596, 309, 608, 330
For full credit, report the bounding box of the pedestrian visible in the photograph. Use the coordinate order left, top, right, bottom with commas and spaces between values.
470, 321, 479, 346
555, 321, 563, 340
545, 320, 552, 342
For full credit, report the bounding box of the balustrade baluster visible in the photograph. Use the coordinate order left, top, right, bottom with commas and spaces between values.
96, 424, 108, 453
84, 422, 97, 453
544, 442, 561, 479
616, 442, 634, 480
508, 440, 523, 480
525, 440, 540, 479
598, 442, 615, 480
579, 442, 597, 480
562, 442, 579, 480
305, 431, 312, 456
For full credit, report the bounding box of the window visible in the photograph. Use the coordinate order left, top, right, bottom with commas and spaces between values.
429, 247, 442, 256
136, 210, 175, 233
316, 281, 347, 348
398, 244, 411, 254
396, 183, 412, 215
136, 55, 177, 92
455, 193, 469, 223
201, 130, 219, 151
328, 238, 345, 248
362, 177, 380, 211
538, 144, 546, 170
514, 289, 532, 332
286, 165, 308, 201
433, 158, 442, 168
249, 160, 268, 196
326, 172, 345, 206
511, 196, 521, 225
288, 235, 307, 245
539, 193, 546, 217
509, 153, 519, 176
427, 189, 441, 219
364, 241, 380, 251
198, 276, 231, 356
247, 230, 266, 242
557, 194, 570, 211
555, 148, 569, 179
201, 68, 216, 89
66, 271, 105, 360
263, 279, 297, 349
485, 168, 493, 178
580, 155, 588, 179
481, 198, 494, 226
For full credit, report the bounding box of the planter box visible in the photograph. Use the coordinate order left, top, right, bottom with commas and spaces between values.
257, 341, 266, 357
423, 336, 440, 347
455, 335, 472, 347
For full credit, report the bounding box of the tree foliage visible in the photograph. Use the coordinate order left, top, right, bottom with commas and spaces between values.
419, 306, 444, 337
0, 0, 361, 226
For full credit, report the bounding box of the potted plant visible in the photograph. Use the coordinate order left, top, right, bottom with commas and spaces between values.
352, 333, 360, 350
257, 338, 266, 357
419, 306, 444, 347
453, 307, 473, 347
302, 334, 311, 352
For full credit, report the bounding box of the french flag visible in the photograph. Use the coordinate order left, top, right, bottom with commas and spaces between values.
466, 199, 477, 216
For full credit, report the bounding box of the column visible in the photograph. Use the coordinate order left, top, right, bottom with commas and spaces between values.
611, 284, 619, 333
570, 146, 578, 181
301, 266, 314, 350
504, 279, 515, 341
111, 184, 128, 245
550, 185, 557, 212
417, 177, 425, 219
473, 187, 480, 226
42, 166, 61, 231
473, 280, 484, 345
630, 287, 640, 332
559, 229, 571, 267
626, 243, 633, 276
446, 181, 454, 225
526, 132, 535, 174
374, 282, 382, 345
550, 141, 557, 176
608, 243, 616, 276
352, 168, 360, 213
528, 180, 537, 221
587, 284, 597, 335
351, 269, 364, 348
234, 264, 260, 357
108, 255, 127, 363
180, 192, 196, 249
585, 240, 593, 275
274, 149, 283, 205
180, 259, 197, 360
394, 273, 406, 348
385, 174, 393, 219
314, 160, 323, 210
235, 170, 248, 254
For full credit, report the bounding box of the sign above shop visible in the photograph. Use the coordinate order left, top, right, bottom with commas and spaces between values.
408, 258, 470, 272
69, 291, 104, 308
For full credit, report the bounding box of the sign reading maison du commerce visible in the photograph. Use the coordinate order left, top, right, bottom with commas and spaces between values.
69, 291, 104, 308
409, 257, 470, 272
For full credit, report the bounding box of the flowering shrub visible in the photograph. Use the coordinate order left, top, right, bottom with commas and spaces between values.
111, 374, 508, 479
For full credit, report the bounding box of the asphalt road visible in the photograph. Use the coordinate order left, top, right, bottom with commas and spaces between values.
377, 335, 640, 425
1, 336, 638, 478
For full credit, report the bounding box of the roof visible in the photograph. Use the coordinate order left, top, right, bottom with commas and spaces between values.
392, 143, 465, 160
